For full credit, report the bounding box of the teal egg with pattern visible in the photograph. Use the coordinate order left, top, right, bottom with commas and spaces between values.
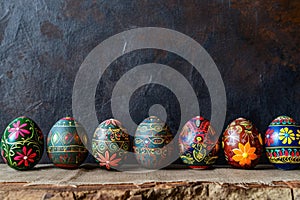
92, 119, 130, 170
0, 116, 44, 170
134, 116, 174, 169
47, 117, 88, 169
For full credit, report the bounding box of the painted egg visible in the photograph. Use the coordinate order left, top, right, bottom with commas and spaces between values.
134, 116, 174, 169
92, 119, 130, 170
179, 116, 220, 169
265, 115, 300, 170
0, 116, 44, 170
47, 117, 88, 169
222, 117, 263, 169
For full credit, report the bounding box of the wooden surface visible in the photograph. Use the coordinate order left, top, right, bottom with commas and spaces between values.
0, 164, 300, 199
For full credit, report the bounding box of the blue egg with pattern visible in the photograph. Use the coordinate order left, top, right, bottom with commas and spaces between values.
265, 116, 300, 170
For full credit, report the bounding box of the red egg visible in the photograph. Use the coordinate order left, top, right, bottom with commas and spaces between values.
179, 116, 220, 169
222, 118, 263, 169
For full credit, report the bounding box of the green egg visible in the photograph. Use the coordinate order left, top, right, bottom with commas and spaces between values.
1, 116, 44, 170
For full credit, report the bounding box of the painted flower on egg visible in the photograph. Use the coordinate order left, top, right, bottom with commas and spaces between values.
96, 151, 121, 170
265, 129, 274, 146
14, 146, 37, 167
225, 126, 240, 146
8, 121, 30, 140
232, 142, 257, 167
194, 134, 204, 144
278, 127, 295, 145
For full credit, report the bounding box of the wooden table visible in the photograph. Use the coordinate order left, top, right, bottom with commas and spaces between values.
0, 164, 299, 200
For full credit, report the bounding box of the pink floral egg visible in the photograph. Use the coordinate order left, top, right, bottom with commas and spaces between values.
0, 116, 44, 170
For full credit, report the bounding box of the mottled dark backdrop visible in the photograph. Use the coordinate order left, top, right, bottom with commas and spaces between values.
0, 0, 299, 164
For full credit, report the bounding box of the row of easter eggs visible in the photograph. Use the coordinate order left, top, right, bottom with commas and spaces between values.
1, 115, 300, 171
181, 115, 300, 170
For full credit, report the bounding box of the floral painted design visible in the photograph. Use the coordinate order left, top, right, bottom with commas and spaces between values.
232, 142, 257, 167
279, 127, 295, 144
97, 151, 121, 170
14, 146, 37, 167
297, 130, 300, 145
194, 134, 204, 144
225, 126, 240, 146
242, 129, 255, 142
265, 129, 274, 146
8, 121, 30, 140
104, 119, 120, 127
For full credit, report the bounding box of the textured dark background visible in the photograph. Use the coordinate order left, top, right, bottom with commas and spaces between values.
0, 0, 299, 164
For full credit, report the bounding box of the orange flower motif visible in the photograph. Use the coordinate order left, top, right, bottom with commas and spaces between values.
232, 142, 257, 166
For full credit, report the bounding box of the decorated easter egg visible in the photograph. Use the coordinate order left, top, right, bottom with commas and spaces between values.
0, 116, 44, 170
134, 116, 174, 169
47, 117, 88, 169
92, 119, 130, 170
222, 118, 263, 169
265, 116, 300, 170
179, 116, 220, 169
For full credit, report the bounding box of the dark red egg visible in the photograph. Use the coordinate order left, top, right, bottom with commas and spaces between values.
222, 118, 263, 169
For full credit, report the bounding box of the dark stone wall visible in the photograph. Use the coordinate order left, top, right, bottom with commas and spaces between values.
0, 0, 299, 164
